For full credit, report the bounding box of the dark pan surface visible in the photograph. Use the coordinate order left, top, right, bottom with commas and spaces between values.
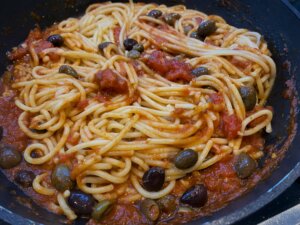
0, 0, 299, 224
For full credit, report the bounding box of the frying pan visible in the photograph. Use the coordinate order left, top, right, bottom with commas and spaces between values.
0, 0, 299, 224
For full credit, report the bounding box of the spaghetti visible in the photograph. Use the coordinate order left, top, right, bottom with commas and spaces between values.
3, 1, 275, 223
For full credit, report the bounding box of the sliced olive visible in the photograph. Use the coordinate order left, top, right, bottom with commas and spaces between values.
51, 164, 74, 192
0, 146, 22, 169
30, 128, 47, 134
0, 126, 3, 141
163, 13, 181, 26
59, 65, 78, 78
15, 170, 35, 188
238, 86, 257, 111
147, 9, 162, 18
142, 167, 165, 192
47, 34, 64, 47
156, 195, 176, 213
92, 200, 113, 221
191, 67, 209, 77
183, 25, 193, 35
68, 190, 95, 215
128, 50, 141, 59
180, 184, 208, 207
140, 199, 160, 221
98, 42, 113, 52
234, 152, 257, 179
197, 20, 217, 38
132, 43, 144, 53
30, 149, 43, 158
123, 38, 138, 51
174, 149, 198, 169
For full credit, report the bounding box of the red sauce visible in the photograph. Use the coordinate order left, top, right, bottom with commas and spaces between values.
113, 26, 121, 44
221, 113, 242, 139
76, 99, 89, 110
144, 51, 193, 82
208, 93, 224, 104
0, 96, 28, 150
95, 69, 128, 96
34, 40, 53, 55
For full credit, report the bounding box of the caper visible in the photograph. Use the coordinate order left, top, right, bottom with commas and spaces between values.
128, 50, 141, 59
156, 195, 176, 213
163, 13, 181, 26
142, 167, 165, 192
47, 34, 64, 47
15, 170, 35, 188
92, 200, 113, 221
123, 38, 138, 51
197, 20, 217, 38
59, 65, 78, 78
238, 86, 257, 111
191, 67, 209, 77
140, 199, 160, 221
0, 146, 22, 169
234, 152, 257, 179
183, 25, 193, 35
174, 149, 198, 169
147, 9, 162, 18
51, 164, 74, 192
180, 184, 208, 207
98, 42, 113, 52
132, 43, 144, 53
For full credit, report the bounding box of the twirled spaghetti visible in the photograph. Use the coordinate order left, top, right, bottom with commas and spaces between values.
1, 1, 275, 223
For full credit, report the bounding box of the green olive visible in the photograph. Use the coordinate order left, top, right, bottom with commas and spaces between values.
0, 146, 22, 169
197, 20, 217, 38
59, 65, 78, 78
163, 13, 181, 26
239, 86, 257, 111
156, 195, 176, 213
92, 200, 113, 221
174, 149, 198, 169
140, 199, 160, 221
127, 50, 141, 59
234, 152, 257, 179
51, 164, 74, 192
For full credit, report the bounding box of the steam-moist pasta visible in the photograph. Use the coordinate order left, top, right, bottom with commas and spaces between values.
2, 1, 275, 223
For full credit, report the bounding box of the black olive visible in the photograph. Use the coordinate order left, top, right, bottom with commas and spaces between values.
183, 25, 193, 35
197, 20, 217, 38
30, 149, 43, 158
123, 38, 138, 51
59, 65, 78, 78
30, 128, 47, 134
234, 152, 257, 179
47, 34, 64, 47
92, 200, 113, 221
147, 9, 162, 18
140, 199, 160, 221
156, 195, 176, 213
127, 50, 141, 59
68, 190, 95, 215
191, 67, 209, 77
15, 170, 35, 188
163, 13, 181, 26
174, 149, 198, 169
0, 126, 3, 141
180, 184, 208, 207
0, 146, 22, 169
132, 43, 144, 53
51, 164, 74, 192
142, 167, 165, 192
238, 86, 257, 111
190, 31, 202, 40
98, 42, 113, 52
